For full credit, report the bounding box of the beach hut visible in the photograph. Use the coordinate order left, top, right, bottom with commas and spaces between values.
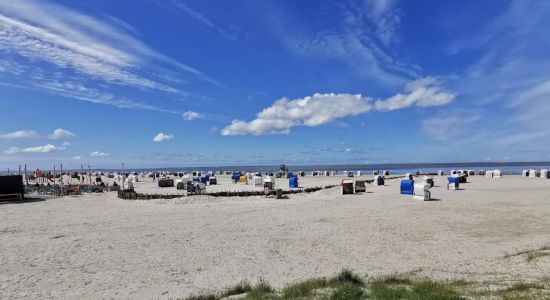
493, 169, 502, 178
0, 175, 24, 201
400, 180, 414, 195
451, 170, 457, 175
383, 170, 390, 176
158, 178, 174, 187
341, 179, 354, 195
541, 169, 549, 179
468, 170, 475, 176
447, 177, 459, 190
239, 175, 248, 184
373, 171, 379, 176
479, 170, 486, 175
263, 177, 275, 188
253, 176, 263, 187
231, 172, 241, 183
374, 175, 385, 186
209, 176, 217, 185
413, 183, 431, 201
187, 182, 206, 194
529, 169, 540, 178
263, 177, 274, 196
347, 171, 354, 177
356, 171, 362, 177
437, 170, 444, 176
200, 175, 210, 185
422, 176, 434, 188
355, 180, 366, 193
176, 179, 185, 190
522, 170, 529, 177
330, 171, 336, 176
485, 171, 493, 178
289, 177, 299, 188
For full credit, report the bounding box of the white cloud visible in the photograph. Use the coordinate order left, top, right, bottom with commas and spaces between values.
90, 151, 110, 157
362, 0, 400, 45
182, 111, 204, 121
0, 130, 38, 140
221, 93, 373, 136
38, 80, 174, 112
374, 77, 455, 111
0, 0, 224, 96
5, 144, 63, 154
421, 110, 483, 142
222, 78, 455, 136
279, 1, 417, 86
153, 133, 174, 142
167, 1, 236, 41
48, 128, 75, 139
72, 156, 81, 160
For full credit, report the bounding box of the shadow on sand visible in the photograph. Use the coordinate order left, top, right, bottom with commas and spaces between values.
0, 197, 46, 205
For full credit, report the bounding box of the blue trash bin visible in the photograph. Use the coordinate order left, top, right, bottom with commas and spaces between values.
400, 180, 414, 195
447, 177, 459, 189
289, 177, 299, 188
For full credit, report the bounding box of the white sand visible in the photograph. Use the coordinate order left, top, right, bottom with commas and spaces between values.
1, 175, 550, 299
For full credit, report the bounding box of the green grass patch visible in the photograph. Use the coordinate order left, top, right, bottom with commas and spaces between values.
497, 282, 548, 300
220, 281, 253, 297
184, 270, 549, 300
327, 283, 365, 300
282, 278, 329, 298
369, 277, 463, 300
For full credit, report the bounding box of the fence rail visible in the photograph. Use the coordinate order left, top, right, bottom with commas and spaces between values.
118, 184, 339, 200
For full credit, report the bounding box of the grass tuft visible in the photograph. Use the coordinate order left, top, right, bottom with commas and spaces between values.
369, 278, 463, 300
503, 282, 544, 292
185, 293, 217, 300
327, 269, 364, 286
329, 283, 364, 300
282, 278, 328, 298
220, 281, 253, 297
245, 279, 275, 300
371, 274, 412, 285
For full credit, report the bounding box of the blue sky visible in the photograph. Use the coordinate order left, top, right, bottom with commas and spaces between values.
0, 0, 549, 169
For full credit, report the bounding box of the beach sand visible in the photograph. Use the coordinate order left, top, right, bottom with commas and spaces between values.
1, 175, 549, 299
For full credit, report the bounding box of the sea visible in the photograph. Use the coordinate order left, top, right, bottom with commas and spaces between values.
3, 162, 550, 176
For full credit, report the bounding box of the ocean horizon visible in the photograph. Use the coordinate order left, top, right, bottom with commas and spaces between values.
5, 161, 550, 175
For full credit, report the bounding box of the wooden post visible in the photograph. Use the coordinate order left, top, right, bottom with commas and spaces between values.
88, 165, 91, 191
24, 164, 27, 185
60, 163, 63, 197
121, 163, 125, 191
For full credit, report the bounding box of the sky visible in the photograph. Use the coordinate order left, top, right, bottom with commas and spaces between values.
0, 0, 549, 170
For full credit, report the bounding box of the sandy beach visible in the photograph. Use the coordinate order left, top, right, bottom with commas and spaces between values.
1, 174, 549, 299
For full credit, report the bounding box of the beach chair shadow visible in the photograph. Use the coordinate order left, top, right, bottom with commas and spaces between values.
0, 197, 46, 205
426, 198, 442, 201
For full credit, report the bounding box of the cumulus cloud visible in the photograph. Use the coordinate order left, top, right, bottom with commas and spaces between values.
90, 151, 109, 157
0, 130, 38, 140
182, 111, 203, 121
48, 128, 75, 139
221, 93, 373, 136
374, 77, 455, 111
5, 144, 63, 154
221, 77, 455, 136
153, 133, 174, 142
